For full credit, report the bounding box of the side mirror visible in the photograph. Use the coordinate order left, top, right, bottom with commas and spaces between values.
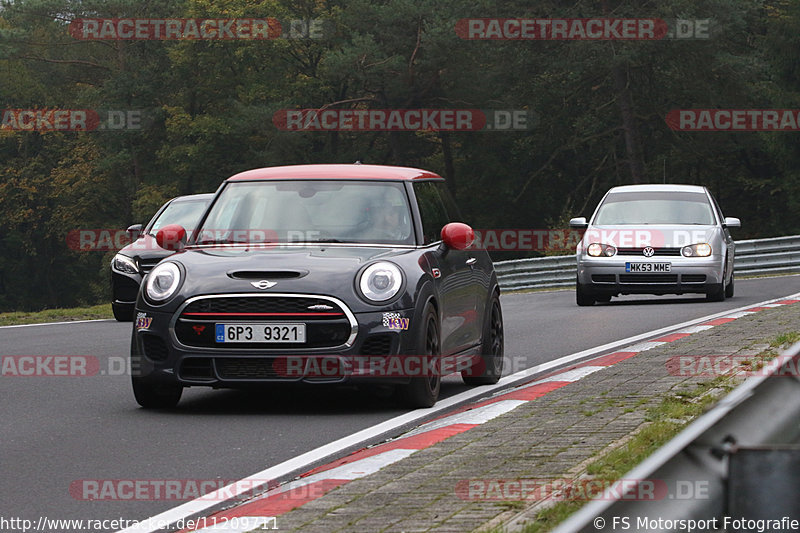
723, 217, 741, 228
441, 222, 475, 250
569, 217, 588, 229
156, 224, 187, 252
126, 224, 143, 240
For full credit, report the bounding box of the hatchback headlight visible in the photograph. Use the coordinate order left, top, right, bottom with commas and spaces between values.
681, 243, 712, 257
144, 262, 182, 303
587, 243, 617, 257
112, 254, 139, 275
358, 262, 404, 303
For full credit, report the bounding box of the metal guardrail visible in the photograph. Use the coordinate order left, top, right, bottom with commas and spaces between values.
553, 339, 800, 533
494, 234, 800, 291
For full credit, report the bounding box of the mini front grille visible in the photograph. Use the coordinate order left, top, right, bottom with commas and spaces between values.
616, 248, 682, 257
175, 320, 350, 349
182, 296, 341, 315
619, 274, 678, 284
142, 334, 169, 361
175, 296, 353, 349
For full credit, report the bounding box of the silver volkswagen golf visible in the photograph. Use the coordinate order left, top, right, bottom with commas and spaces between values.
570, 184, 740, 306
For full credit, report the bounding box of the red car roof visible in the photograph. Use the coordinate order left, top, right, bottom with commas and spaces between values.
227, 164, 444, 182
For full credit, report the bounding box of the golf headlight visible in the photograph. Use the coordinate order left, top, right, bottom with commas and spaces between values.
587, 243, 617, 257
359, 262, 403, 303
112, 254, 139, 275
681, 243, 712, 257
145, 262, 182, 303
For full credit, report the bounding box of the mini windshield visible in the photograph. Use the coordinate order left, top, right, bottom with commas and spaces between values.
593, 191, 716, 225
196, 180, 415, 245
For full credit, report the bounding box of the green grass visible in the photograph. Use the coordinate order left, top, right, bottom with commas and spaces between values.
0, 303, 114, 326
770, 331, 800, 349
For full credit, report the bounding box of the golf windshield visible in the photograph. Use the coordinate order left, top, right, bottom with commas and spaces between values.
196, 180, 415, 245
593, 191, 716, 225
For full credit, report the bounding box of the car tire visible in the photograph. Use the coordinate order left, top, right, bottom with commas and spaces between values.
725, 272, 735, 298
463, 293, 504, 386
131, 377, 183, 409
595, 295, 612, 303
576, 279, 595, 307
112, 302, 134, 322
398, 303, 441, 408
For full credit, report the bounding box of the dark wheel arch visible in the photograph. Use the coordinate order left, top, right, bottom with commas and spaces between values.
398, 302, 441, 407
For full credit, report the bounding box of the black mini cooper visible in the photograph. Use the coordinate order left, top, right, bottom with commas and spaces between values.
130, 164, 504, 408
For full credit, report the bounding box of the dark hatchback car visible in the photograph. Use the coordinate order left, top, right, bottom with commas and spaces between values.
130, 164, 504, 409
111, 193, 213, 321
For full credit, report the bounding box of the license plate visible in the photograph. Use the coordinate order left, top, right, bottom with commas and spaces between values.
625, 262, 671, 273
215, 323, 306, 343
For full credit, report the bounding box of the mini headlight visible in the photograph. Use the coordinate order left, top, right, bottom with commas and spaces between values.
681, 243, 712, 257
145, 262, 182, 303
112, 254, 139, 275
587, 243, 617, 257
359, 262, 403, 303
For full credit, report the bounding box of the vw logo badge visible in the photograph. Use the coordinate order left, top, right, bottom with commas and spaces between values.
642, 247, 655, 257
251, 280, 277, 290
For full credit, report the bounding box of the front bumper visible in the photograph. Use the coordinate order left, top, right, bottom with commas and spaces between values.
131, 305, 419, 388
577, 255, 724, 295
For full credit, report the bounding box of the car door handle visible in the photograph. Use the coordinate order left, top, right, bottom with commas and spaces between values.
466, 257, 477, 265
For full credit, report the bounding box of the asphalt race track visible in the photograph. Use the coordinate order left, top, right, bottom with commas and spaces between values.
1, 275, 797, 529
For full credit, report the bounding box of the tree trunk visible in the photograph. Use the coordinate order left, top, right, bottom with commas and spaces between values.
440, 131, 456, 196
601, 0, 645, 183
612, 63, 646, 183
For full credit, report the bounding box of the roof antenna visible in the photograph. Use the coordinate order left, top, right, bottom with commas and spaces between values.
354, 160, 362, 165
